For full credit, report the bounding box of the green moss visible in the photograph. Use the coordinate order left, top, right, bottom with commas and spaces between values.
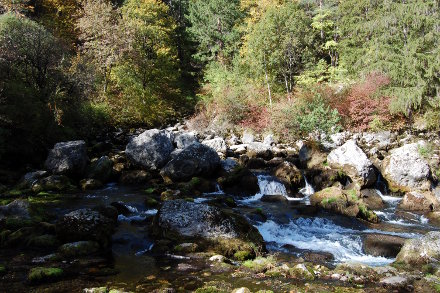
224, 197, 236, 207
242, 256, 275, 273
0, 198, 13, 206
145, 196, 159, 207
0, 265, 6, 275
184, 197, 194, 202
418, 143, 435, 159
347, 189, 358, 201
28, 267, 63, 283
357, 204, 379, 223
4, 217, 33, 230
27, 234, 59, 248
233, 250, 252, 261
194, 286, 226, 293
145, 187, 156, 194
28, 192, 62, 204
6, 189, 23, 196
322, 197, 337, 206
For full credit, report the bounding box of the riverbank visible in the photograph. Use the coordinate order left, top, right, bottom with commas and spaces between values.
1, 123, 440, 292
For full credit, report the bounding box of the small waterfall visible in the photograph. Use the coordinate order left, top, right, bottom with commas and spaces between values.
375, 189, 401, 205
299, 176, 315, 197
258, 175, 288, 196
256, 218, 395, 266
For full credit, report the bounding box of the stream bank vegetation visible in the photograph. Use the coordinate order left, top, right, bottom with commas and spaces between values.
0, 0, 439, 168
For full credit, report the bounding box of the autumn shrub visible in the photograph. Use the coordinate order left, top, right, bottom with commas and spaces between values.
330, 73, 394, 131
271, 89, 341, 141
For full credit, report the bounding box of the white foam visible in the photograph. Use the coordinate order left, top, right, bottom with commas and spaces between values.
255, 218, 394, 266
117, 209, 157, 222
376, 189, 402, 204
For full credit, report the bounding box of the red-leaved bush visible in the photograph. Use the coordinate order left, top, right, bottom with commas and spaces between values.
239, 103, 271, 132
332, 72, 393, 131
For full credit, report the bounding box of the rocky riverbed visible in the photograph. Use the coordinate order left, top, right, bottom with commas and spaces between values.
1, 124, 440, 292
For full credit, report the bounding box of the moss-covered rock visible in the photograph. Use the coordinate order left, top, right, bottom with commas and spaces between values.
395, 231, 440, 267
27, 234, 59, 248
273, 161, 304, 193
28, 267, 63, 283
152, 200, 265, 258
59, 241, 100, 257
217, 166, 259, 197
310, 187, 379, 223
31, 175, 75, 193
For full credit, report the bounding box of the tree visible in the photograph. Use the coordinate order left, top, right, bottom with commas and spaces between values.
245, 2, 314, 103
338, 0, 440, 116
187, 0, 243, 65
76, 0, 121, 93
0, 13, 70, 165
108, 0, 180, 124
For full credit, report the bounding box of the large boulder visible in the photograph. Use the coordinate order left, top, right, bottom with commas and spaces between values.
18, 171, 48, 189
360, 189, 385, 210
125, 129, 174, 170
152, 200, 264, 258
395, 231, 440, 266
174, 132, 198, 149
202, 137, 227, 154
246, 142, 272, 160
218, 166, 259, 197
310, 187, 379, 223
398, 191, 439, 212
363, 234, 405, 258
382, 142, 431, 193
31, 175, 73, 192
0, 199, 31, 220
45, 140, 88, 177
56, 207, 117, 247
273, 161, 304, 193
327, 140, 376, 187
160, 143, 220, 182
87, 156, 113, 183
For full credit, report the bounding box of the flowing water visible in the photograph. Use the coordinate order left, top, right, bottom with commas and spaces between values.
12, 173, 436, 290
238, 174, 436, 266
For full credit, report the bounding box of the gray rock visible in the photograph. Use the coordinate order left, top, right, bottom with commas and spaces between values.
221, 158, 238, 173
174, 132, 198, 149
263, 134, 275, 146
160, 143, 220, 182
395, 231, 440, 265
31, 175, 72, 192
153, 200, 263, 245
80, 179, 103, 191
125, 129, 174, 170
56, 207, 117, 247
0, 199, 31, 220
45, 140, 88, 177
230, 144, 247, 155
363, 234, 405, 258
87, 156, 113, 183
382, 142, 431, 192
246, 142, 272, 159
59, 241, 99, 257
398, 191, 439, 211
380, 276, 408, 287
327, 140, 376, 187
202, 137, 227, 154
242, 131, 254, 144
19, 171, 48, 189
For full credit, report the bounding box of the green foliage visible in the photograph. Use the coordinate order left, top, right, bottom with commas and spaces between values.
187, 0, 243, 64
28, 267, 63, 283
338, 0, 440, 116
295, 94, 341, 135
418, 143, 435, 159
245, 2, 314, 95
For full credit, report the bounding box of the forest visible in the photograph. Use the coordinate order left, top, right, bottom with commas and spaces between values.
0, 0, 439, 169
